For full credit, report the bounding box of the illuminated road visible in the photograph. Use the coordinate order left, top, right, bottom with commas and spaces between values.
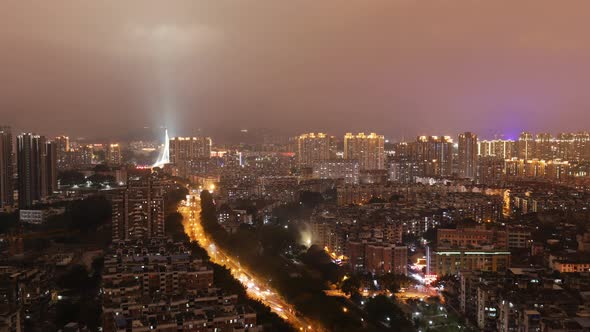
180, 195, 322, 332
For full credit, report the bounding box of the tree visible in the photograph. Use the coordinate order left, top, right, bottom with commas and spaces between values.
58, 170, 85, 186
165, 187, 189, 206
93, 164, 110, 172
0, 213, 18, 234
68, 196, 112, 233
368, 196, 386, 204
87, 173, 115, 184
187, 241, 210, 261
299, 191, 324, 208
341, 275, 361, 296
389, 194, 404, 202
259, 224, 295, 253
422, 227, 437, 243
165, 212, 189, 242
54, 300, 80, 329
57, 265, 93, 291
365, 295, 411, 330
379, 273, 412, 293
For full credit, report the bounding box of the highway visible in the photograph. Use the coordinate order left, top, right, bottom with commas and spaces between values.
179, 195, 322, 332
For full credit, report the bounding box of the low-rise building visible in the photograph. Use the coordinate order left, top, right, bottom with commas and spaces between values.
427, 246, 511, 276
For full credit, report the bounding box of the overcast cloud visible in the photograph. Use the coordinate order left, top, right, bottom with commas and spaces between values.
2, 0, 590, 140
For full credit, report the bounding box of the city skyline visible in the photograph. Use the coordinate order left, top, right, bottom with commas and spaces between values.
7, 126, 590, 145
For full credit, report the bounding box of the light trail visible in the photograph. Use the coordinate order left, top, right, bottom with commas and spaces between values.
179, 196, 322, 332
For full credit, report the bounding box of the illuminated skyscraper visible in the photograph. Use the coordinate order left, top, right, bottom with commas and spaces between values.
389, 142, 421, 183
169, 136, 211, 164
415, 136, 454, 177
110, 175, 165, 241
458, 132, 478, 178
54, 135, 70, 169
343, 132, 385, 170
478, 139, 515, 159
0, 126, 13, 211
555, 133, 575, 160
505, 158, 525, 178
477, 156, 505, 185
41, 141, 58, 197
517, 132, 534, 160
17, 133, 43, 209
297, 133, 336, 168
573, 132, 590, 161
546, 159, 569, 182
106, 143, 122, 165
80, 144, 94, 165
535, 133, 554, 160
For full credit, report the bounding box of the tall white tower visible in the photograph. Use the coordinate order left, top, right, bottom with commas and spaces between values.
152, 129, 170, 168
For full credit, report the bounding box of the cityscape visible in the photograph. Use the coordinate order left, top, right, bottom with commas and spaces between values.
4, 1, 590, 332
3, 128, 590, 331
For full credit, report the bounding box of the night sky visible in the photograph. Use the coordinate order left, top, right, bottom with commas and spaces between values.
2, 1, 590, 140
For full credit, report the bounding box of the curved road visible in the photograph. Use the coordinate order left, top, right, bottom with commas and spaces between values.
179, 195, 322, 332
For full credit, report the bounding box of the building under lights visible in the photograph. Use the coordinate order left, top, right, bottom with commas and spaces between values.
312, 159, 360, 184
106, 143, 122, 165
478, 139, 516, 159
517, 132, 534, 160
296, 132, 337, 168
110, 175, 165, 241
169, 136, 212, 164
54, 135, 70, 169
101, 239, 259, 332
16, 133, 57, 209
458, 132, 478, 179
415, 135, 454, 177
343, 132, 385, 170
0, 126, 13, 211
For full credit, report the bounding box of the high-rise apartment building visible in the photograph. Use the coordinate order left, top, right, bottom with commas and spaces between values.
535, 133, 554, 160
389, 142, 421, 183
555, 133, 575, 160
65, 143, 94, 167
477, 157, 505, 185
79, 144, 94, 165
54, 135, 70, 169
458, 132, 478, 178
517, 132, 534, 160
0, 126, 13, 211
169, 136, 212, 164
478, 139, 516, 159
297, 133, 336, 168
343, 132, 385, 170
110, 176, 165, 241
41, 141, 58, 197
573, 132, 590, 161
16, 134, 57, 208
106, 143, 121, 165
504, 158, 526, 178
17, 134, 43, 209
415, 136, 454, 177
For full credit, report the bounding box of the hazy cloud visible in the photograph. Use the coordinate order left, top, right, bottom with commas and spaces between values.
2, 0, 590, 139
